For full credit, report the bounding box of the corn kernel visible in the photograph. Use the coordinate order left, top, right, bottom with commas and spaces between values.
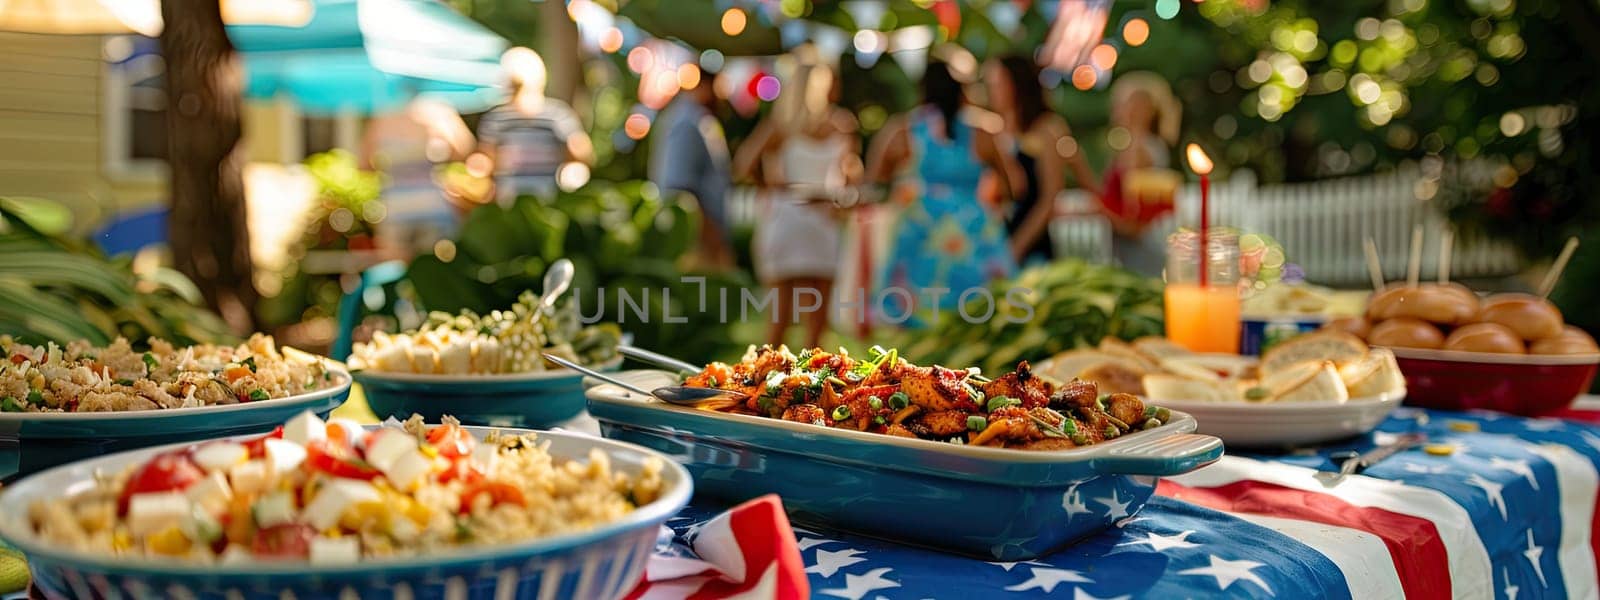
1446, 421, 1480, 433
145, 526, 191, 556
1424, 444, 1456, 456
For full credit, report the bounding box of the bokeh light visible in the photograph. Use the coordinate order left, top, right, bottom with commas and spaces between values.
1090, 44, 1118, 71
677, 63, 701, 89
700, 49, 724, 73
1123, 19, 1149, 47
1155, 0, 1180, 20
627, 47, 653, 74
721, 8, 747, 36
755, 75, 782, 101
599, 27, 623, 54
1071, 65, 1097, 90
624, 113, 651, 140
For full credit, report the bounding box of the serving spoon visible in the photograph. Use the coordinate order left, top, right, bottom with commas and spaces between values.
539, 258, 575, 312
541, 353, 749, 408
618, 345, 701, 374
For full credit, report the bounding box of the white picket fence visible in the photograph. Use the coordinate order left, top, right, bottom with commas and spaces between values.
728, 166, 1524, 287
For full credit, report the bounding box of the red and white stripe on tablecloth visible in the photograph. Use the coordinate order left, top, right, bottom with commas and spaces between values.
626, 495, 809, 600
1163, 454, 1600, 600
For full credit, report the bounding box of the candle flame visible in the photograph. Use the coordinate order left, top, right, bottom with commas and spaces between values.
1185, 143, 1214, 175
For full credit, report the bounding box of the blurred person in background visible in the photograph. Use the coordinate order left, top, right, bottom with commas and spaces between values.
650, 70, 735, 269
733, 51, 861, 348
476, 48, 593, 204
987, 55, 1100, 266
361, 99, 474, 254
866, 58, 1021, 324
1097, 72, 1181, 275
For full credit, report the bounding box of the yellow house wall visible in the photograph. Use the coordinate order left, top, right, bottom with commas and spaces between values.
0, 32, 307, 235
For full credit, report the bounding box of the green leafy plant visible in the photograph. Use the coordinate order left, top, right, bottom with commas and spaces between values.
0, 200, 235, 347
406, 182, 753, 363
890, 260, 1164, 374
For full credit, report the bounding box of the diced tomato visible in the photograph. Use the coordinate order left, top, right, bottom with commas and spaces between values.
425, 424, 475, 459
117, 451, 204, 514
8, 354, 24, 365
306, 441, 380, 480
437, 460, 484, 485
223, 365, 252, 383
241, 427, 285, 458
251, 523, 315, 559
458, 481, 526, 514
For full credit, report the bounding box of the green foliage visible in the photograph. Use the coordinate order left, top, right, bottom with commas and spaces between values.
406, 182, 753, 363
889, 260, 1164, 374
0, 200, 235, 348
257, 151, 387, 329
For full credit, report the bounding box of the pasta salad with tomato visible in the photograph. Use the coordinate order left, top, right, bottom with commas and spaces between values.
27, 412, 665, 563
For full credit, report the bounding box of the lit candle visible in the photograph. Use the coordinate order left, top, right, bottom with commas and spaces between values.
1185, 143, 1214, 286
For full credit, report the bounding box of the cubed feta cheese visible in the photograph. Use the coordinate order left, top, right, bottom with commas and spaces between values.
381, 449, 431, 491
219, 544, 253, 564
127, 491, 189, 536
180, 504, 222, 543
283, 411, 326, 446
252, 491, 297, 528
185, 471, 233, 514
363, 428, 415, 472
470, 439, 498, 473
301, 479, 381, 530
263, 438, 307, 474
228, 459, 270, 495
308, 536, 361, 565
190, 442, 247, 473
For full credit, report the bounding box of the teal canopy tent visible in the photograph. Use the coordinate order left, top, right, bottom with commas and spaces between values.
227, 0, 508, 115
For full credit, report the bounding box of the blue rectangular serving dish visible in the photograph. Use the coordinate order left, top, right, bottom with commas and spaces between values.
586, 371, 1223, 560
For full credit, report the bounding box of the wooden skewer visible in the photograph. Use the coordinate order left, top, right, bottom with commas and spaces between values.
1538, 236, 1580, 298
1406, 225, 1424, 288
1364, 237, 1385, 293
1438, 229, 1454, 285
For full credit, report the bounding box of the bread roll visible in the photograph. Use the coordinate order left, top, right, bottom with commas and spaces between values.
1529, 326, 1600, 355
1367, 318, 1445, 349
1367, 285, 1479, 326
1323, 316, 1372, 340
1477, 293, 1564, 341
1443, 322, 1526, 354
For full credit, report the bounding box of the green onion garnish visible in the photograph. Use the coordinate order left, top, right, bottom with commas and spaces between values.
1, 397, 23, 412
967, 415, 988, 431
986, 395, 1021, 412
27, 389, 43, 404
868, 396, 883, 411
888, 391, 909, 410
241, 356, 258, 372
831, 405, 852, 421
248, 389, 269, 402
873, 415, 886, 426
141, 352, 158, 371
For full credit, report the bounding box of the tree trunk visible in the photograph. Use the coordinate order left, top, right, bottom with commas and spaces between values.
538, 0, 582, 104
160, 0, 257, 333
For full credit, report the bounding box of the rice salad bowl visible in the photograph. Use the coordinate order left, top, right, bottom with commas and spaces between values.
0, 412, 692, 599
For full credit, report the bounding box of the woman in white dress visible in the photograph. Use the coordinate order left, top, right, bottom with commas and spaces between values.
733, 56, 861, 348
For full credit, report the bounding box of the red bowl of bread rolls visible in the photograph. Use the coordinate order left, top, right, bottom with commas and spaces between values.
1322, 284, 1600, 416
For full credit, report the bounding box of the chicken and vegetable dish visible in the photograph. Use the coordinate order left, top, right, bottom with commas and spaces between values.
685, 346, 1171, 450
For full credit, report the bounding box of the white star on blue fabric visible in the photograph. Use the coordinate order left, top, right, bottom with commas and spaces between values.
1523, 419, 1564, 431
807, 548, 868, 578
1003, 567, 1094, 593
1402, 462, 1450, 474
1579, 432, 1600, 454
1466, 473, 1509, 520
985, 560, 1050, 572
1094, 489, 1132, 521
818, 567, 900, 599
1487, 457, 1541, 490
798, 537, 838, 551
1523, 529, 1548, 587
1178, 555, 1274, 595
1504, 567, 1520, 600
1119, 530, 1200, 552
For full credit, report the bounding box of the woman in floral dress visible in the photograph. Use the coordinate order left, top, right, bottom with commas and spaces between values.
866, 59, 1022, 325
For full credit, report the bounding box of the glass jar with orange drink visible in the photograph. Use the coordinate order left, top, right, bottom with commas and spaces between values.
1164, 230, 1242, 353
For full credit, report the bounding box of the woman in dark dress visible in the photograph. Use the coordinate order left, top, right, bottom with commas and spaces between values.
987, 56, 1100, 266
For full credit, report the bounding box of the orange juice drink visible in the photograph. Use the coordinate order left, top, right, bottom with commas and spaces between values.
1164, 282, 1242, 353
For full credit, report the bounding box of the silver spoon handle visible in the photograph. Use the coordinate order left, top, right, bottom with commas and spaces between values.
618, 345, 702, 374
541, 353, 654, 397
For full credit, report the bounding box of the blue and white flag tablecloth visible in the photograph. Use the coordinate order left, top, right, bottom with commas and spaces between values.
645, 407, 1600, 599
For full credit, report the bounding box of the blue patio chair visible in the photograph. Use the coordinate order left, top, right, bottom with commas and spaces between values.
94, 205, 168, 255
331, 259, 408, 361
